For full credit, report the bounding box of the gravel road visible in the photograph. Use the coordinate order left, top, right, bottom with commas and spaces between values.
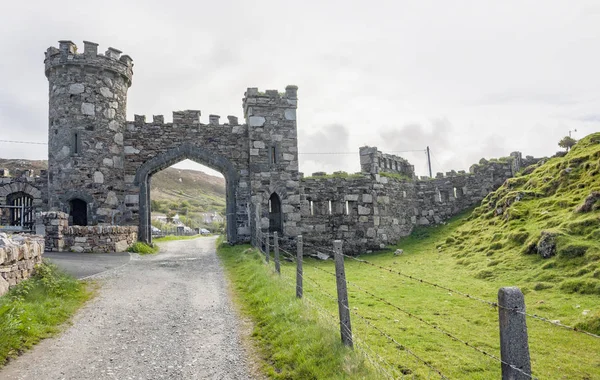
1, 236, 255, 380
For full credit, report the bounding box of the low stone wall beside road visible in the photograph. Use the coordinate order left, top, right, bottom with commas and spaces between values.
0, 233, 45, 296
63, 226, 138, 253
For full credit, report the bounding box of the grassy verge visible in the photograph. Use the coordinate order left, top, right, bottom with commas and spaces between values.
217, 238, 379, 379
288, 213, 600, 379
127, 242, 159, 255
153, 234, 205, 243
0, 262, 93, 366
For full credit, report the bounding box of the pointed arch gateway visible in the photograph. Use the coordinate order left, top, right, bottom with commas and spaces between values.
134, 143, 240, 244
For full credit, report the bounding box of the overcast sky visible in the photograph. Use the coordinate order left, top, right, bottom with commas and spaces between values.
1, 0, 599, 178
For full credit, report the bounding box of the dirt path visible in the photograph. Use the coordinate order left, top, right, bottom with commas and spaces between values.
1, 236, 254, 380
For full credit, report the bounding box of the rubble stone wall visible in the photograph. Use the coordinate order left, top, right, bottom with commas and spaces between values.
64, 226, 137, 253
300, 153, 538, 255
38, 211, 69, 252
0, 234, 44, 296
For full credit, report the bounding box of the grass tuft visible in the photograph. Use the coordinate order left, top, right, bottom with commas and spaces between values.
0, 261, 92, 366
127, 242, 159, 255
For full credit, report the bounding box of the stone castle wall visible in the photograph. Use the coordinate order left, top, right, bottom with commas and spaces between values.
0, 234, 44, 296
300, 152, 540, 254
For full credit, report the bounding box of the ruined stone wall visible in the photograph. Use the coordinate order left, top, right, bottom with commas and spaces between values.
45, 40, 133, 224
64, 226, 137, 253
360, 146, 415, 178
0, 234, 44, 296
300, 152, 539, 254
299, 174, 418, 254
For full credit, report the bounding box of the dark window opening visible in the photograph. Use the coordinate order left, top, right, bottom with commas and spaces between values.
7, 192, 34, 229
69, 198, 88, 226
72, 132, 80, 155
268, 193, 282, 233
270, 146, 277, 164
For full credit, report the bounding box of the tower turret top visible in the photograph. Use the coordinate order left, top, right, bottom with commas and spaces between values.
44, 40, 134, 86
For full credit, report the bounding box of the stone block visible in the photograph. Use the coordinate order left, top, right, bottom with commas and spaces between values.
94, 171, 104, 183
362, 194, 373, 203
249, 116, 265, 127
358, 205, 371, 215
81, 102, 95, 116
284, 109, 296, 120
0, 276, 8, 296
115, 240, 129, 252
69, 83, 85, 94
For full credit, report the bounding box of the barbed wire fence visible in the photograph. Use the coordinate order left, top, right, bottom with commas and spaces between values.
252, 232, 599, 379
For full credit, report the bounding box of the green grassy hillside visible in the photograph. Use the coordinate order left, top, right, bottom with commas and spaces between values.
150, 167, 225, 217
444, 132, 600, 294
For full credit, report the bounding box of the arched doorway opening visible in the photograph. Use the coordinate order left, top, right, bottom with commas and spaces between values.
135, 143, 239, 244
268, 192, 283, 234
69, 198, 88, 226
7, 192, 34, 230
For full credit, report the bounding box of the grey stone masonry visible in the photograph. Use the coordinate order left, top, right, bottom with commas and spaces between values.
45, 40, 133, 225
300, 149, 540, 254
244, 86, 302, 246
43, 40, 303, 248
360, 146, 415, 178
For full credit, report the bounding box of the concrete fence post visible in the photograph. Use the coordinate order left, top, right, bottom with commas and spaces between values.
498, 287, 532, 380
296, 235, 303, 299
265, 231, 270, 263
274, 231, 280, 274
333, 240, 353, 348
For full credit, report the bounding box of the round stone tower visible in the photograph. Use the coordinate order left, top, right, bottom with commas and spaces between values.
45, 40, 133, 225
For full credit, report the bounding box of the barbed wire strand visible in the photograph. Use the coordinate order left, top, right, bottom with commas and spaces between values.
342, 276, 536, 379
286, 266, 445, 378
278, 273, 400, 379
292, 254, 534, 379
270, 241, 599, 340
329, 249, 600, 340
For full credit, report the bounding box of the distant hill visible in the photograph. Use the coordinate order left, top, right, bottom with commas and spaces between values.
0, 158, 226, 217
150, 167, 226, 218
0, 158, 48, 175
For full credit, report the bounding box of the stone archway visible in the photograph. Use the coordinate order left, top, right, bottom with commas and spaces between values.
134, 142, 239, 244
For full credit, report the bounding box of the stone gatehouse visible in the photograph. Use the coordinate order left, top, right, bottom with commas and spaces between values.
0, 39, 543, 255
44, 40, 302, 246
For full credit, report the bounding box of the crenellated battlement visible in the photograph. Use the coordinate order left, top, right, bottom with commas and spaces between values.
243, 85, 298, 117
130, 111, 244, 128
44, 40, 133, 86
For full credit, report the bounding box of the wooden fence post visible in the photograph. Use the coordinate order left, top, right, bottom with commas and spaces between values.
296, 235, 303, 298
274, 231, 280, 274
498, 287, 532, 380
265, 231, 270, 263
333, 240, 353, 348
